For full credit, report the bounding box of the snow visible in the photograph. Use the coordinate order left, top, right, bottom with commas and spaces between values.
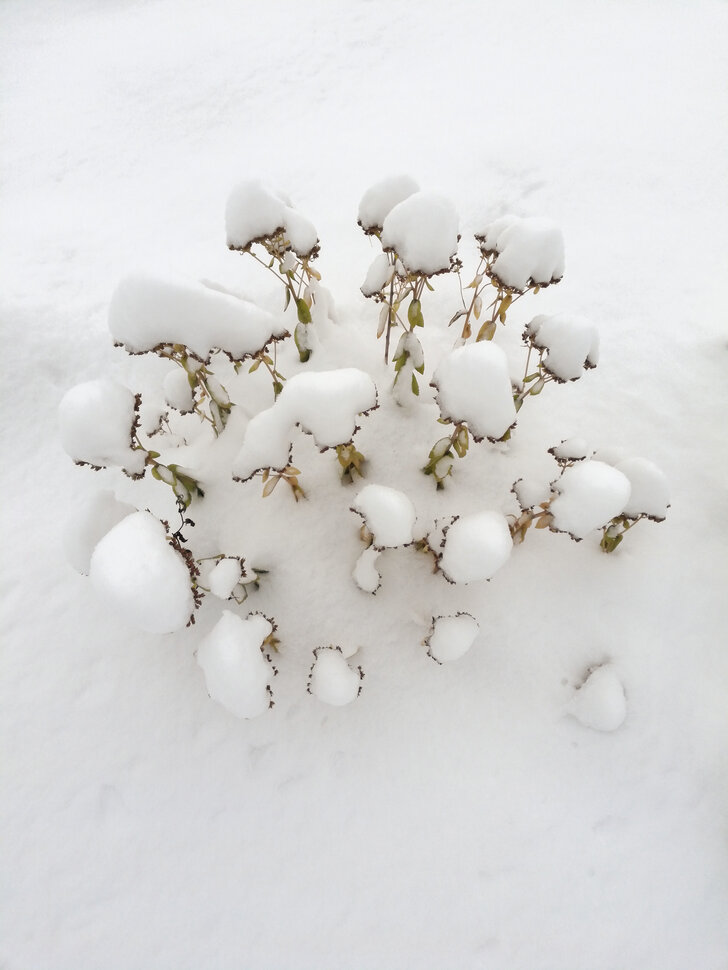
549, 437, 591, 463
225, 179, 319, 257
89, 511, 195, 634
352, 545, 381, 594
426, 613, 479, 664
357, 174, 420, 232
549, 460, 632, 540
479, 215, 565, 292
109, 272, 286, 362
163, 367, 194, 412
352, 484, 416, 548
360, 252, 394, 297
308, 647, 363, 705
380, 191, 459, 275
525, 314, 600, 382
431, 341, 517, 441
568, 664, 627, 732
512, 477, 550, 511
233, 368, 377, 479
616, 457, 671, 521
59, 378, 145, 476
207, 558, 243, 599
439, 511, 513, 584
63, 490, 135, 575
196, 611, 274, 718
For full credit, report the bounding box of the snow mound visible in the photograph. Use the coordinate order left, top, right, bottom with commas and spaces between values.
59, 379, 145, 477
233, 368, 377, 480
89, 511, 195, 634
525, 314, 599, 382
225, 179, 318, 257
208, 558, 243, 599
381, 192, 459, 275
357, 174, 420, 233
361, 253, 394, 298
163, 368, 194, 412
478, 215, 565, 292
439, 512, 513, 584
63, 490, 136, 575
550, 461, 631, 540
512, 478, 550, 511
308, 647, 363, 706
549, 437, 591, 464
352, 484, 416, 548
109, 272, 286, 362
352, 546, 381, 594
426, 613, 479, 664
568, 664, 627, 731
196, 611, 275, 718
432, 342, 517, 441
615, 457, 671, 521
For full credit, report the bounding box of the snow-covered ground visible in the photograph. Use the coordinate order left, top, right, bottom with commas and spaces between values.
2, 2, 727, 967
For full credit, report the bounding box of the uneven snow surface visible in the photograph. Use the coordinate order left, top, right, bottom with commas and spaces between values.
89, 512, 194, 634
568, 664, 627, 732
3, 3, 727, 970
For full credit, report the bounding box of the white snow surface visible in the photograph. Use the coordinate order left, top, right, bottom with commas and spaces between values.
550, 436, 591, 462
432, 341, 517, 441
480, 215, 565, 291
233, 368, 377, 479
59, 378, 145, 476
360, 252, 394, 297
109, 272, 286, 361
568, 664, 627, 732
357, 174, 420, 232
550, 460, 632, 539
439, 511, 513, 584
63, 490, 136, 575
207, 558, 243, 599
616, 457, 671, 520
526, 313, 600, 381
352, 545, 381, 594
353, 484, 416, 548
380, 191, 459, 275
89, 511, 194, 634
427, 613, 479, 664
309, 648, 362, 706
3, 4, 727, 970
225, 179, 318, 256
163, 367, 194, 412
196, 611, 274, 718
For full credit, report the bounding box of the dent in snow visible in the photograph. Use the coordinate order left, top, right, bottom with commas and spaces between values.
568, 664, 627, 731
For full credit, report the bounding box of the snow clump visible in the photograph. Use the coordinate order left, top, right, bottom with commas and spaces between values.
525, 314, 599, 382
357, 174, 420, 233
208, 558, 243, 599
233, 368, 377, 480
63, 490, 135, 574
615, 457, 670, 521
226, 179, 319, 257
548, 437, 591, 464
432, 342, 517, 441
109, 273, 286, 363
439, 511, 513, 584
426, 613, 479, 664
549, 461, 631, 540
308, 646, 363, 706
89, 511, 195, 634
59, 378, 145, 477
196, 611, 275, 718
568, 664, 627, 731
477, 215, 565, 292
381, 192, 459, 276
352, 545, 382, 595
163, 368, 194, 413
352, 484, 416, 549
361, 253, 395, 298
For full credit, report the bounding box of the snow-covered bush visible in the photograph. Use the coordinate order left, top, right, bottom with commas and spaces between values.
60, 175, 669, 716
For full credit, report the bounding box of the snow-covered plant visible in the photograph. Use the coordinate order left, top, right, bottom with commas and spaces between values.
60, 174, 669, 718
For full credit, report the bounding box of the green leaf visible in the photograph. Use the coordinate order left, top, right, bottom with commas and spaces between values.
393, 353, 408, 373
408, 299, 424, 329
296, 298, 312, 324
284, 288, 291, 310
273, 381, 284, 396
415, 363, 425, 375
294, 323, 311, 363
411, 373, 419, 395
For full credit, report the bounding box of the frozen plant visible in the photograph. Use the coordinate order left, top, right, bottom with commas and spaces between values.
197, 611, 278, 718
351, 484, 417, 593
425, 613, 479, 664
307, 646, 364, 706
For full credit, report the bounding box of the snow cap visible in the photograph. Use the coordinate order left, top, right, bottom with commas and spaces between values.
432, 341, 517, 442
478, 215, 564, 292
358, 174, 420, 233
381, 191, 459, 276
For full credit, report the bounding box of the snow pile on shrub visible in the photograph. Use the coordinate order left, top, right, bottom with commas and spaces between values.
615, 457, 671, 520
352, 484, 416, 549
208, 558, 243, 600
432, 342, 516, 441
439, 512, 513, 584
196, 611, 275, 718
568, 664, 627, 732
109, 273, 286, 362
549, 437, 591, 464
380, 192, 459, 275
358, 174, 420, 233
233, 368, 377, 480
525, 314, 600, 382
477, 215, 565, 291
225, 179, 319, 257
426, 613, 479, 664
549, 461, 631, 540
308, 646, 363, 706
64, 490, 135, 575
89, 511, 195, 634
361, 253, 396, 298
59, 379, 145, 476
